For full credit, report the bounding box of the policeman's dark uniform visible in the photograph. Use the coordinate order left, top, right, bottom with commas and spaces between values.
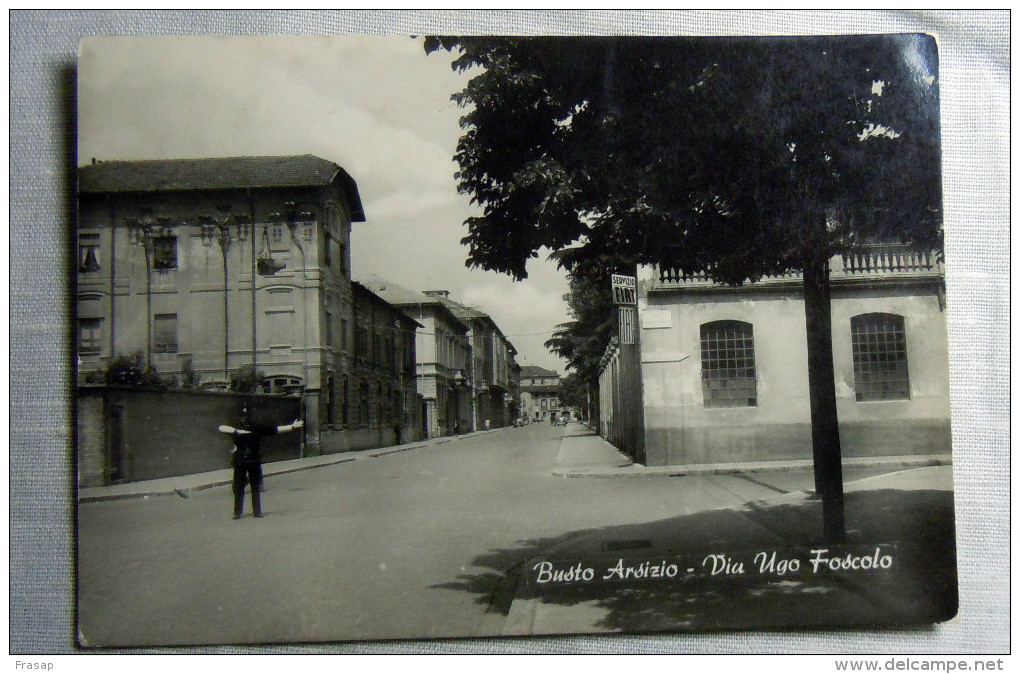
230, 423, 277, 519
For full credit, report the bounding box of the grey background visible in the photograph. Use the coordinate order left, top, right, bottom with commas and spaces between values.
10, 10, 1009, 654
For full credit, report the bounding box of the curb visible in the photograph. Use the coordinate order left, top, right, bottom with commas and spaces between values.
78, 428, 504, 503
553, 455, 953, 479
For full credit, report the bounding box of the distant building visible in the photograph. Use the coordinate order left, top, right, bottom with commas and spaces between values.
600, 245, 951, 467
423, 291, 519, 430
520, 365, 561, 421
358, 277, 472, 438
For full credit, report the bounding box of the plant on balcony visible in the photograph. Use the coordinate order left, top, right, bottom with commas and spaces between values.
229, 364, 268, 394
426, 35, 942, 541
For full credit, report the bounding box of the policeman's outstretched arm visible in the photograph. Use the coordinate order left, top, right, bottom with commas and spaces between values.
276, 419, 304, 433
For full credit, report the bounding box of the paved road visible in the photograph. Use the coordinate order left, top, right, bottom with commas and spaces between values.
77, 423, 879, 647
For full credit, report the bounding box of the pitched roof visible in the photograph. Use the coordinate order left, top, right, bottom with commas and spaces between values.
357, 275, 468, 332
78, 154, 365, 221
422, 292, 519, 355
521, 365, 560, 378
351, 282, 424, 329
423, 291, 493, 324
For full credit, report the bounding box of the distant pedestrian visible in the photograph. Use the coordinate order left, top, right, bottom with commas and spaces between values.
218, 404, 303, 520
484, 419, 491, 430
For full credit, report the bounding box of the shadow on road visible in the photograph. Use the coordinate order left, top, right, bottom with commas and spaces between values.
432, 488, 957, 634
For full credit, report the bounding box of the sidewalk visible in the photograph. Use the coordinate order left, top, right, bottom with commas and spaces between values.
510, 422, 957, 636
77, 428, 500, 503
552, 422, 952, 478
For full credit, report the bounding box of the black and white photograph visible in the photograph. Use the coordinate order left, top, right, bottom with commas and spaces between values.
71, 31, 959, 647
8, 10, 1010, 658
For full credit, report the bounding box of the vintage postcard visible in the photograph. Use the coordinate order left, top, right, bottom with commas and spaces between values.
74, 34, 955, 647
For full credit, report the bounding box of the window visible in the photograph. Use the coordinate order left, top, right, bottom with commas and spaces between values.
356, 326, 369, 359
153, 313, 178, 353
700, 320, 757, 408
851, 313, 910, 401
326, 374, 336, 424
78, 233, 100, 273
78, 318, 103, 355
340, 318, 349, 351
359, 380, 370, 424
342, 375, 350, 425
152, 236, 177, 270
322, 229, 332, 267
266, 376, 302, 395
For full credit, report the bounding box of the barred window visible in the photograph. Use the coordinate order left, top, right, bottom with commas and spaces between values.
851, 313, 909, 401
700, 320, 757, 408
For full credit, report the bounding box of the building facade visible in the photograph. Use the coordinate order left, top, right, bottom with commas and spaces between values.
423, 291, 519, 431
520, 365, 562, 421
317, 282, 423, 452
630, 244, 950, 467
359, 277, 472, 438
76, 154, 422, 459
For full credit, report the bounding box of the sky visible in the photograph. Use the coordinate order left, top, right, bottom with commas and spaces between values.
77, 35, 571, 374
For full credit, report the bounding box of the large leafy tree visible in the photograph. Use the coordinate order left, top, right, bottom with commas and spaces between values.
426, 35, 942, 541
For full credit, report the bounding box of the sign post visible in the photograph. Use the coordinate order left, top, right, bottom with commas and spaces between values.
611, 274, 637, 306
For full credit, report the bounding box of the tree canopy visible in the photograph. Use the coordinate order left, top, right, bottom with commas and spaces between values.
425, 35, 941, 283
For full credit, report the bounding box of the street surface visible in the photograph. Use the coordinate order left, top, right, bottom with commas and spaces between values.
77, 423, 903, 647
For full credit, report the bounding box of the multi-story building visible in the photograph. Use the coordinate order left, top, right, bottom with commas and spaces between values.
76, 154, 420, 456
423, 291, 519, 430
358, 276, 472, 438
520, 365, 562, 421
318, 282, 422, 451
617, 244, 950, 466
508, 360, 522, 424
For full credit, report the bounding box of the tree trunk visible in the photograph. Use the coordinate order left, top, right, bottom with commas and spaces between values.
802, 234, 846, 543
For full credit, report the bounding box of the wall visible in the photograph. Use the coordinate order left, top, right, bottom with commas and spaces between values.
640, 283, 951, 466
319, 426, 397, 453
77, 387, 302, 485
76, 395, 107, 488
598, 341, 644, 461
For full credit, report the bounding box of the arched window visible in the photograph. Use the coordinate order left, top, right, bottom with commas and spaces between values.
265, 376, 303, 396
700, 320, 757, 408
851, 313, 909, 401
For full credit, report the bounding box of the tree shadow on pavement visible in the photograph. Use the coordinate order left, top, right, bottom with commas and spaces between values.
432, 488, 957, 634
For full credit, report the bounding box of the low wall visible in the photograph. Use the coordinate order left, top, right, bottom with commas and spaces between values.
643, 418, 951, 467
76, 387, 301, 486
319, 426, 395, 454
